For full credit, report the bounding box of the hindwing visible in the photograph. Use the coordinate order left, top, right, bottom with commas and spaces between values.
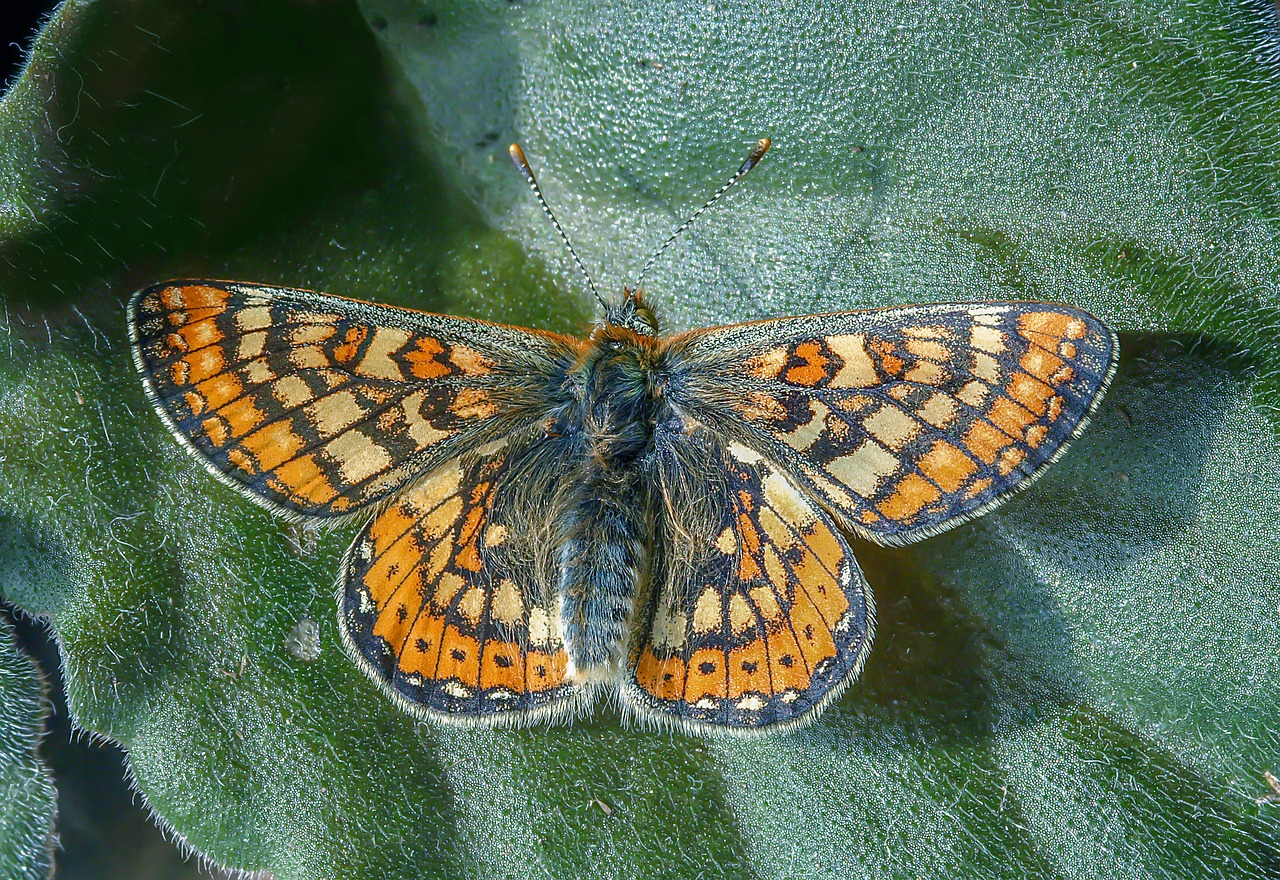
623, 430, 874, 733
129, 280, 578, 518
667, 303, 1117, 544
340, 428, 589, 723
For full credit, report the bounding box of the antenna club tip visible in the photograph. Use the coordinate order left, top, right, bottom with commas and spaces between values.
739, 137, 772, 175
508, 142, 527, 164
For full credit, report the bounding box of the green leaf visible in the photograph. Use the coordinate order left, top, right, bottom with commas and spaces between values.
2, 0, 1279, 877
0, 615, 56, 879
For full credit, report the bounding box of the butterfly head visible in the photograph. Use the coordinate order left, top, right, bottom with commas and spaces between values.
602, 287, 659, 337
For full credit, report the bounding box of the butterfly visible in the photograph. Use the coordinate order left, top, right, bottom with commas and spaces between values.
127, 139, 1117, 735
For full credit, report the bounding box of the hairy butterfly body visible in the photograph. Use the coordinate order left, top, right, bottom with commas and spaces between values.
127, 140, 1117, 734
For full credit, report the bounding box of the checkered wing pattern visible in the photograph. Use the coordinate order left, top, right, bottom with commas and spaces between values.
129, 280, 578, 519
668, 303, 1117, 545
623, 433, 873, 733
340, 430, 588, 723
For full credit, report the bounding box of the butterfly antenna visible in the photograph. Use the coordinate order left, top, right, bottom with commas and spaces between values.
633, 137, 772, 291
509, 143, 607, 312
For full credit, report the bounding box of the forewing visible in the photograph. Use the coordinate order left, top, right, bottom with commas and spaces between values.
623, 432, 873, 733
668, 303, 1116, 544
340, 429, 587, 723
128, 280, 578, 518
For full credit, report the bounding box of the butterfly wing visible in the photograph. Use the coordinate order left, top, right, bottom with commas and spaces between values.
622, 430, 874, 733
666, 303, 1116, 545
340, 426, 589, 723
129, 280, 579, 519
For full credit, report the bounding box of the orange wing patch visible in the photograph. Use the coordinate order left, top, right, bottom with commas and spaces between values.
340, 438, 585, 723
129, 280, 577, 518
624, 438, 874, 733
677, 303, 1116, 545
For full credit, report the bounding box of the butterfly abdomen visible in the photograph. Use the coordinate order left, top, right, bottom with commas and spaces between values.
557, 465, 648, 679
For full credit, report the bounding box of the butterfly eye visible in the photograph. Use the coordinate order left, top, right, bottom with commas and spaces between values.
632, 306, 659, 335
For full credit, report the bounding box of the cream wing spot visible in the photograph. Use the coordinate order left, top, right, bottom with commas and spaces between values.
826, 334, 878, 387
904, 360, 947, 385
236, 307, 272, 332
652, 603, 688, 651
918, 392, 959, 428
325, 429, 393, 485
801, 464, 857, 508
292, 324, 336, 345
957, 380, 990, 407
528, 607, 554, 647
779, 398, 831, 453
432, 571, 466, 609
749, 585, 782, 622
422, 497, 464, 542
971, 325, 1007, 353
692, 588, 722, 633
972, 351, 1001, 383
238, 331, 266, 361
757, 506, 795, 553
826, 439, 900, 498
762, 470, 814, 529
728, 441, 765, 464
862, 405, 919, 451
457, 587, 485, 624
243, 359, 273, 384
402, 390, 453, 447
491, 580, 524, 626
424, 536, 453, 581
356, 327, 412, 380
762, 545, 788, 597
728, 594, 755, 635
905, 339, 949, 361
291, 347, 330, 370
308, 389, 363, 435
273, 375, 314, 409
412, 459, 464, 511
